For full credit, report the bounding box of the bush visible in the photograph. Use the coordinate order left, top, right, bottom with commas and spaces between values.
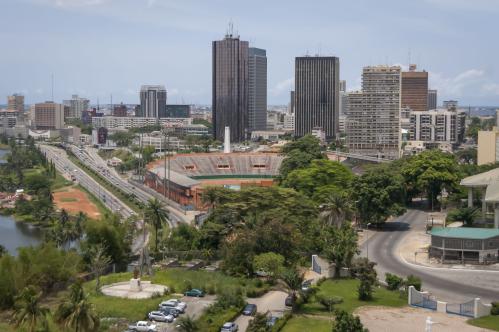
405, 275, 422, 291
491, 302, 499, 315
385, 273, 403, 291
317, 295, 343, 312
206, 284, 216, 295
182, 280, 193, 292
333, 309, 367, 332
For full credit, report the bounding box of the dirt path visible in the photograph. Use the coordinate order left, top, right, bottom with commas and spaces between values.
53, 186, 101, 219
355, 306, 490, 332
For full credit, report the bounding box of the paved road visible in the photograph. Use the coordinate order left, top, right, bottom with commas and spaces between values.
362, 209, 499, 303
234, 291, 289, 332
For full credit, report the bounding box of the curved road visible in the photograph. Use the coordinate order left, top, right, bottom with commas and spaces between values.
362, 209, 499, 303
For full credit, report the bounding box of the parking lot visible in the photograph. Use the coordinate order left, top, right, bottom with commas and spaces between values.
152, 295, 216, 332
233, 291, 289, 332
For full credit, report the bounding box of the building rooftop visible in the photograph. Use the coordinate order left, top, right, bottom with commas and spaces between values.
460, 167, 499, 187
150, 167, 201, 188
431, 227, 499, 240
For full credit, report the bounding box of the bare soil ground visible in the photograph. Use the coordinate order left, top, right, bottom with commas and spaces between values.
355, 306, 490, 332
53, 186, 101, 219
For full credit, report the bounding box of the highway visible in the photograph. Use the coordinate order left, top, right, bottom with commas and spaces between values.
66, 144, 193, 227
39, 144, 135, 219
362, 209, 499, 303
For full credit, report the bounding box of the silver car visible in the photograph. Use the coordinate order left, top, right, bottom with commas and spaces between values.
148, 311, 174, 323
220, 322, 238, 332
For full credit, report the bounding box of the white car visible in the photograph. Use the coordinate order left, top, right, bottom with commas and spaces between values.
148, 311, 174, 323
159, 299, 186, 313
128, 321, 157, 332
220, 322, 238, 332
164, 299, 187, 311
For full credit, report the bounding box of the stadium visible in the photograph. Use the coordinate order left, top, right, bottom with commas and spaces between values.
145, 152, 284, 210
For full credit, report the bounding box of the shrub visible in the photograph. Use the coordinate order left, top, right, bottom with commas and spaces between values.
317, 295, 343, 312
385, 273, 403, 291
182, 280, 193, 292
405, 275, 422, 291
206, 284, 216, 295
491, 302, 499, 315
333, 310, 367, 332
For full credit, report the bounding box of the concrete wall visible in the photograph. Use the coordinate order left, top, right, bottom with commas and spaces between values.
478, 130, 498, 165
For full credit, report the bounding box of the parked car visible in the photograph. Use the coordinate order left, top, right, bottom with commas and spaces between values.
160, 299, 187, 312
220, 322, 239, 332
285, 294, 295, 307
242, 304, 257, 316
267, 316, 279, 327
128, 321, 157, 332
159, 301, 185, 313
301, 279, 313, 292
147, 311, 174, 323
159, 307, 180, 317
184, 288, 205, 297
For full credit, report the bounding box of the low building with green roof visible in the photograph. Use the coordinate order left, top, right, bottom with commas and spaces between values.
430, 227, 499, 264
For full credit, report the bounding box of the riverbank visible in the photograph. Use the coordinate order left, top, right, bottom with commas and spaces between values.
0, 214, 43, 255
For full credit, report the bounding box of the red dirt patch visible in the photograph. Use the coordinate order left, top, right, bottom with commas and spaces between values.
53, 186, 101, 219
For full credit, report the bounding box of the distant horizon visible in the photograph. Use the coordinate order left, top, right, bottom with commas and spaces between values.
1, 0, 498, 106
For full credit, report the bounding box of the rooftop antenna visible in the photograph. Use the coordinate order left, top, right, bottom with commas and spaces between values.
51, 73, 54, 101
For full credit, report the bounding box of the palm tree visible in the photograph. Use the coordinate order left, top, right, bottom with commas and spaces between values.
281, 268, 304, 297
176, 315, 199, 332
145, 198, 169, 252
320, 192, 353, 228
56, 282, 99, 332
89, 244, 112, 292
13, 286, 49, 332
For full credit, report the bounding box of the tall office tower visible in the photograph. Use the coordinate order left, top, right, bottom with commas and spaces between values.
63, 94, 89, 119
212, 31, 249, 142
248, 47, 267, 131
294, 56, 340, 139
289, 91, 295, 114
34, 102, 65, 130
7, 94, 24, 111
401, 65, 428, 112
346, 66, 402, 160
339, 80, 346, 93
139, 85, 167, 118
428, 89, 437, 110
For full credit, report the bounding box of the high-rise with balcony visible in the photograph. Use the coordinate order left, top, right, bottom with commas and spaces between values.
212, 31, 249, 142
346, 66, 402, 159
401, 65, 428, 112
7, 94, 24, 112
294, 56, 340, 139
248, 47, 267, 131
63, 94, 89, 119
139, 85, 167, 118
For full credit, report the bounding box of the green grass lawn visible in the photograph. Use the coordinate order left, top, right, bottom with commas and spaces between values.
300, 278, 407, 315
468, 315, 499, 331
60, 197, 77, 202
197, 307, 241, 332
81, 268, 267, 321
281, 316, 332, 332
51, 172, 72, 190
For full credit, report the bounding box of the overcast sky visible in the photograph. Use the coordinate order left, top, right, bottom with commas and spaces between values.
1, 0, 498, 106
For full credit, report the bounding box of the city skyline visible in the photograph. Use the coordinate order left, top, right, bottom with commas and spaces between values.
1, 0, 499, 106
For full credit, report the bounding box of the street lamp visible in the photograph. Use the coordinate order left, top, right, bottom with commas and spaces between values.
366, 223, 372, 260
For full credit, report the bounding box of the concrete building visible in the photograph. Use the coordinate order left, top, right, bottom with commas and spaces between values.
165, 104, 190, 118
0, 110, 21, 128
477, 128, 499, 165
7, 94, 24, 111
295, 56, 340, 139
248, 47, 267, 131
212, 31, 249, 142
63, 94, 89, 119
91, 116, 191, 130
113, 103, 128, 117
428, 89, 437, 110
139, 85, 167, 118
346, 66, 402, 160
34, 102, 65, 130
283, 113, 295, 131
443, 100, 458, 110
408, 109, 466, 145
401, 65, 428, 113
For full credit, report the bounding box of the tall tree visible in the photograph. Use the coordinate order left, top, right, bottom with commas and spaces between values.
89, 244, 112, 292
320, 192, 353, 228
56, 281, 99, 332
321, 223, 359, 277
12, 286, 49, 332
279, 134, 324, 180
145, 198, 169, 252
176, 315, 199, 332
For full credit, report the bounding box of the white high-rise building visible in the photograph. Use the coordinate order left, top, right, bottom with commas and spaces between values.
63, 95, 89, 119
139, 85, 167, 118
346, 66, 402, 159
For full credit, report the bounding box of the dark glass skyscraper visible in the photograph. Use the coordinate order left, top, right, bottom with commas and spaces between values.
212, 33, 249, 142
248, 47, 267, 131
294, 56, 340, 139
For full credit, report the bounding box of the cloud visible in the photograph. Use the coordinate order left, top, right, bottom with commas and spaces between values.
271, 78, 294, 96
429, 69, 486, 97
482, 83, 499, 96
